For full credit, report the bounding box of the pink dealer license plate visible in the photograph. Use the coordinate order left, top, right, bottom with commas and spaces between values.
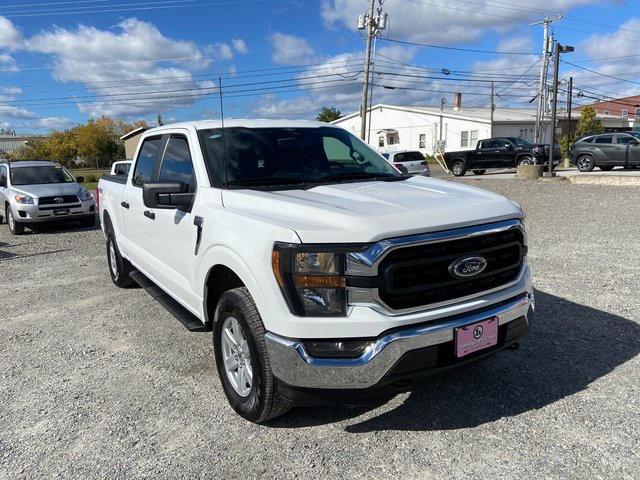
454, 317, 498, 358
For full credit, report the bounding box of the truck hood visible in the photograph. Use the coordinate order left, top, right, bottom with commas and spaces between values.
222, 176, 523, 244
10, 182, 85, 199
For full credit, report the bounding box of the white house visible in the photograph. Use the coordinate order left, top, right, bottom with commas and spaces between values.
332, 103, 554, 156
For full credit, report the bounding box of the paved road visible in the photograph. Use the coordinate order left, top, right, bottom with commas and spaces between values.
1, 179, 639, 479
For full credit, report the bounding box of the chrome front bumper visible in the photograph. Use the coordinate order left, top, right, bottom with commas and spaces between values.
265, 292, 534, 389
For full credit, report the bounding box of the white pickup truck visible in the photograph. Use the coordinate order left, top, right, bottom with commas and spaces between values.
98, 120, 533, 423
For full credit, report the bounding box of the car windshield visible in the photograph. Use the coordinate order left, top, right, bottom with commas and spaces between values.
513, 138, 534, 146
10, 165, 75, 186
627, 131, 640, 139
198, 126, 403, 189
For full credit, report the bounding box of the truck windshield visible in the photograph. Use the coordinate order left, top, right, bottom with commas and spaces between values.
10, 165, 75, 186
513, 138, 534, 146
197, 126, 403, 189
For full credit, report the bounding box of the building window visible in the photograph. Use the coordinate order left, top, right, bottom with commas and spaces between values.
378, 136, 384, 147
622, 109, 629, 117
636, 108, 640, 118
461, 131, 469, 147
603, 110, 610, 115
388, 135, 397, 145
419, 133, 426, 148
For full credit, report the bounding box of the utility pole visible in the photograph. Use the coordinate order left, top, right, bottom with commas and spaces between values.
532, 15, 562, 145
490, 81, 495, 138
439, 97, 446, 146
565, 76, 573, 168
357, 0, 387, 140
548, 42, 574, 177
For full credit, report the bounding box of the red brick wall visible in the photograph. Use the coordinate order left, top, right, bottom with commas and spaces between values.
590, 96, 640, 117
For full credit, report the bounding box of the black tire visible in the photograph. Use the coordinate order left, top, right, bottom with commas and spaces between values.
80, 215, 96, 228
576, 155, 595, 172
472, 169, 486, 175
213, 287, 290, 423
599, 165, 614, 171
517, 155, 534, 167
6, 206, 25, 235
106, 228, 135, 288
451, 159, 467, 176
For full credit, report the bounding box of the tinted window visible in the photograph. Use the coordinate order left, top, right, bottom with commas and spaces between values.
0, 165, 6, 182
579, 136, 594, 143
198, 127, 398, 188
394, 152, 424, 162
495, 138, 513, 148
114, 163, 131, 175
616, 135, 636, 144
595, 135, 613, 144
159, 136, 195, 192
480, 139, 496, 149
132, 137, 163, 187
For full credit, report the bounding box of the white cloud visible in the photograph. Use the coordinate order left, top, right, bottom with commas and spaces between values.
0, 52, 18, 72
209, 42, 234, 61
232, 38, 249, 54
34, 116, 74, 130
0, 16, 23, 49
0, 105, 37, 120
268, 32, 316, 66
322, 0, 605, 44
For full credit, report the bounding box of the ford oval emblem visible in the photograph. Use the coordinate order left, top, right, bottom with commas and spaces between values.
449, 256, 488, 279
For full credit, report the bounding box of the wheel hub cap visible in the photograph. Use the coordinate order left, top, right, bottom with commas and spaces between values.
221, 317, 253, 397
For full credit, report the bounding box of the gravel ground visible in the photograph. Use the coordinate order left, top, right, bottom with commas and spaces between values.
1, 179, 639, 479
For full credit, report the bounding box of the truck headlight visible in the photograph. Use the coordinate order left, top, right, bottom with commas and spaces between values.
272, 244, 366, 317
79, 190, 94, 201
14, 194, 34, 204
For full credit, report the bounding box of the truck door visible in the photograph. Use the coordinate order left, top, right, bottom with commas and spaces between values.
120, 135, 165, 269
614, 134, 635, 166
494, 138, 516, 167
139, 133, 202, 311
475, 139, 497, 168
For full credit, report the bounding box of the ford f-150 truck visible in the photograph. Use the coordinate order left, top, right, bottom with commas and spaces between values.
443, 137, 560, 176
98, 120, 534, 423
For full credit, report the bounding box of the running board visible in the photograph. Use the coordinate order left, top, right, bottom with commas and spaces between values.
129, 271, 210, 332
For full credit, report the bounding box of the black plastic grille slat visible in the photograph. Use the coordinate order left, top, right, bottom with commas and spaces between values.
379, 230, 524, 310
38, 195, 79, 205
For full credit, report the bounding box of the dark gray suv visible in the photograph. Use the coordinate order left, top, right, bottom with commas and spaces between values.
570, 133, 640, 172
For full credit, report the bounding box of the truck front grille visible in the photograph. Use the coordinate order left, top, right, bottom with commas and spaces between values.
38, 195, 79, 205
377, 229, 525, 310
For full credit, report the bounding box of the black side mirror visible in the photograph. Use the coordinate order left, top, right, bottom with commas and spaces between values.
0, 175, 6, 188
143, 182, 193, 210
506, 143, 514, 150
76, 176, 85, 183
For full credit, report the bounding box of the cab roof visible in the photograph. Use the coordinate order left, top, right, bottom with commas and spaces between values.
2, 160, 58, 168
143, 119, 335, 134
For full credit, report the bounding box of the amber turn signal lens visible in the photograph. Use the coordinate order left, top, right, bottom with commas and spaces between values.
272, 249, 285, 287
292, 275, 346, 288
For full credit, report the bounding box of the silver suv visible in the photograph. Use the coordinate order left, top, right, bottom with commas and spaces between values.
0, 160, 96, 235
382, 151, 431, 175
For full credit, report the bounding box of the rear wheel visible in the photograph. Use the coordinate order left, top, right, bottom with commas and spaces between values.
451, 160, 467, 176
577, 155, 595, 172
599, 165, 614, 171
472, 169, 486, 175
6, 206, 24, 235
106, 229, 135, 288
213, 287, 289, 423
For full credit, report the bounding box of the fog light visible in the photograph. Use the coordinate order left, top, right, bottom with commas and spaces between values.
303, 339, 372, 359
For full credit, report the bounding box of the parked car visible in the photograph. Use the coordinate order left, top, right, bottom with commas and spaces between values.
0, 160, 96, 235
110, 160, 132, 176
570, 133, 640, 172
382, 151, 431, 176
98, 120, 533, 423
443, 137, 560, 176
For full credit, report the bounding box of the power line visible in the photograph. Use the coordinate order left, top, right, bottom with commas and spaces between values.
379, 37, 536, 56
562, 60, 640, 87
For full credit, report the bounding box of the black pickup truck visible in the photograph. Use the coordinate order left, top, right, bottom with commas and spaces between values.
443, 137, 560, 176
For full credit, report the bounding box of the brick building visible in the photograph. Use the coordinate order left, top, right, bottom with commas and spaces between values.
589, 95, 640, 119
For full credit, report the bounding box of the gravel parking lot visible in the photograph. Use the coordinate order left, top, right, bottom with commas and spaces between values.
1, 178, 639, 479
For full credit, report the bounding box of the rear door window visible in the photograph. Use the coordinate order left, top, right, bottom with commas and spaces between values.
616, 135, 635, 144
132, 136, 164, 187
595, 135, 613, 144
158, 135, 196, 192
394, 152, 424, 162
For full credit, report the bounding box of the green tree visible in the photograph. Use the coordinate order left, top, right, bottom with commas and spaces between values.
576, 105, 604, 137
316, 106, 342, 123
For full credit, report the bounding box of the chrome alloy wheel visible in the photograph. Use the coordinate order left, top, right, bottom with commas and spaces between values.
7, 209, 14, 231
577, 156, 592, 171
453, 162, 464, 176
108, 239, 118, 279
221, 316, 253, 397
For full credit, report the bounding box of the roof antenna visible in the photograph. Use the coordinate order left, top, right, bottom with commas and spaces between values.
218, 75, 229, 188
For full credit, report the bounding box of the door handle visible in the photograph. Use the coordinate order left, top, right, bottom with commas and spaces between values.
193, 216, 204, 255
120, 201, 130, 209
143, 210, 155, 220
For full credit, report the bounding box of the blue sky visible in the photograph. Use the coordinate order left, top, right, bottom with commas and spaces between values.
0, 0, 638, 133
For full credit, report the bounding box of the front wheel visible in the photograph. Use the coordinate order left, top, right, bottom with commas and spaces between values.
451, 160, 467, 176
517, 156, 534, 167
6, 206, 25, 235
577, 155, 595, 172
214, 287, 289, 423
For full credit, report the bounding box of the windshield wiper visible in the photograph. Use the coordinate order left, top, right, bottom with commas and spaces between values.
322, 172, 408, 182
226, 177, 312, 187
